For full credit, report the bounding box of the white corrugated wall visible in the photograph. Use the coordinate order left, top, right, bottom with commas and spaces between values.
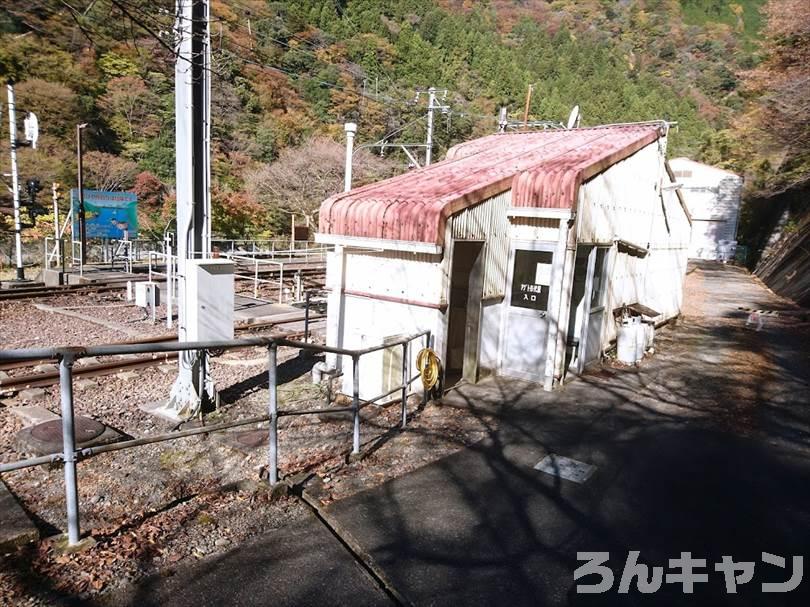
450, 190, 511, 299
578, 138, 691, 347
344, 249, 444, 303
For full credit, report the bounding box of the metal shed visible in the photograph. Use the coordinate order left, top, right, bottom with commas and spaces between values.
669, 157, 743, 261
317, 123, 691, 398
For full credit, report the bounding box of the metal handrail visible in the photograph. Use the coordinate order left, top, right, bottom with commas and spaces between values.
227, 254, 285, 301
0, 330, 432, 546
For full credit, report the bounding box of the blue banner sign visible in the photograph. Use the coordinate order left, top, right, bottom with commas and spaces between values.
71, 189, 138, 239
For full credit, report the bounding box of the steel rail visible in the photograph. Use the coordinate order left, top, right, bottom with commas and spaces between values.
0, 314, 325, 378
0, 328, 316, 390
0, 283, 134, 301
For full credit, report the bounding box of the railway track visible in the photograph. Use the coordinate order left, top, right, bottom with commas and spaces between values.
0, 266, 325, 302
0, 281, 136, 302
0, 314, 325, 391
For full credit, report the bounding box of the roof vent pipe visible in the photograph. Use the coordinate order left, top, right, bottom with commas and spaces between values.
344, 122, 357, 192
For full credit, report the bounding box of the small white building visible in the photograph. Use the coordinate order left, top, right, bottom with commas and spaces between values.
669, 158, 743, 261
316, 123, 692, 399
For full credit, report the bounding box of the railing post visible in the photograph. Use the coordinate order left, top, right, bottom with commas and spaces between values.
352, 355, 360, 455
59, 353, 81, 545
166, 244, 173, 329
304, 290, 311, 343
267, 344, 278, 484
254, 258, 259, 299
279, 265, 284, 303
401, 341, 409, 429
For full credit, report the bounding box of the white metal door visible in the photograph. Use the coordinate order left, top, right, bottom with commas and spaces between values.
500, 244, 557, 382
580, 247, 609, 369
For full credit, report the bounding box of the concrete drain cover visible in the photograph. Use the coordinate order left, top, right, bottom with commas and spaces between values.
235, 430, 267, 448
31, 417, 106, 443
534, 454, 596, 484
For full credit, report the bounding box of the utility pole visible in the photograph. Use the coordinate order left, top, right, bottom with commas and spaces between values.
344, 122, 357, 192
6, 84, 24, 281
52, 182, 61, 265
423, 87, 450, 166
498, 106, 508, 133
425, 87, 436, 166
161, 0, 214, 421
523, 84, 534, 127
76, 123, 87, 268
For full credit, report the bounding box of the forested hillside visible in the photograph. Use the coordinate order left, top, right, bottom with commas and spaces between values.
0, 0, 805, 244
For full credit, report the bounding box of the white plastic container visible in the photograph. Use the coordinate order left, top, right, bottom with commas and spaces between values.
635, 319, 646, 361
617, 316, 641, 364
643, 321, 655, 351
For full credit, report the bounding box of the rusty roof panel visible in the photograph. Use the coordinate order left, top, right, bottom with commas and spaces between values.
319, 124, 665, 246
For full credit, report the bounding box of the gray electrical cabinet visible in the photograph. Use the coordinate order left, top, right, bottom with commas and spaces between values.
185, 259, 234, 341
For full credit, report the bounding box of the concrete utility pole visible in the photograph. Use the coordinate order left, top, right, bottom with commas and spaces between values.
52, 182, 61, 264
6, 84, 24, 281
344, 122, 356, 192
76, 123, 88, 268
161, 0, 213, 421
425, 87, 436, 166
424, 87, 450, 166
498, 106, 508, 133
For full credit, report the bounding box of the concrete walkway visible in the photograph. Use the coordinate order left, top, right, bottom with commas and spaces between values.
109, 513, 389, 606
124, 264, 810, 606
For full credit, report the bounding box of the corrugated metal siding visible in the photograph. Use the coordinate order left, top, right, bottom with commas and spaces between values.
576, 141, 691, 349
451, 190, 511, 298
682, 177, 743, 259
579, 141, 663, 244
669, 158, 743, 260
509, 217, 562, 242
344, 249, 444, 303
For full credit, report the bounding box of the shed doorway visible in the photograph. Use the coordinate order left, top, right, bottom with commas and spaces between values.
565, 245, 609, 376
446, 241, 485, 385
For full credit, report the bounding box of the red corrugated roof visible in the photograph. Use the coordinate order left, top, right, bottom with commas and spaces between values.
319, 123, 665, 246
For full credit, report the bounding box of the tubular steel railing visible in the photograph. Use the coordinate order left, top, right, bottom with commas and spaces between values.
226, 253, 285, 301
0, 330, 430, 546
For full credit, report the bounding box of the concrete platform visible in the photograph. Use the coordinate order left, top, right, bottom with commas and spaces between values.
233, 295, 303, 324
8, 405, 60, 427
64, 265, 146, 285
42, 268, 65, 286
1, 279, 43, 289
0, 479, 38, 551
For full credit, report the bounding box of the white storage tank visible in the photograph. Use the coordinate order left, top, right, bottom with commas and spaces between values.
617, 316, 641, 364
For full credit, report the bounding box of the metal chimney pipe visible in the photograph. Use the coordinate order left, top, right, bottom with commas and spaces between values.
344, 122, 357, 192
